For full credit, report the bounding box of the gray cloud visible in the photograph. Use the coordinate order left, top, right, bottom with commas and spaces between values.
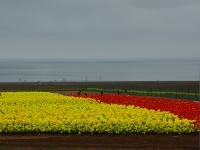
0, 0, 200, 59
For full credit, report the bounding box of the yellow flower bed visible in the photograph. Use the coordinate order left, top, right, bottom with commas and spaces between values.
0, 92, 197, 134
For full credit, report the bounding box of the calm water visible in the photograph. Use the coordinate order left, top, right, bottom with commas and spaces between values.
0, 59, 200, 82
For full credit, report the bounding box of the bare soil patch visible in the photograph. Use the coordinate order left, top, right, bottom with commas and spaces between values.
0, 81, 198, 92
0, 134, 199, 150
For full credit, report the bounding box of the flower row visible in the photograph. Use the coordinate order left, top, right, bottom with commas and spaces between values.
67, 94, 200, 127
0, 92, 197, 134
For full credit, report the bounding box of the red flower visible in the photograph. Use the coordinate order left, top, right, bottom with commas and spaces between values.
65, 93, 200, 127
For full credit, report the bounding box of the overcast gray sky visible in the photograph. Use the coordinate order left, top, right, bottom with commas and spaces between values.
0, 0, 200, 59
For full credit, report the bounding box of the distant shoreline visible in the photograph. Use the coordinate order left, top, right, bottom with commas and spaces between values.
0, 81, 198, 91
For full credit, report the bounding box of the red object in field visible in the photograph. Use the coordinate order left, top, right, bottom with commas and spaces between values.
65, 93, 200, 126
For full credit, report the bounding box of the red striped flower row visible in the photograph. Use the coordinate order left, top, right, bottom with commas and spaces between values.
66, 94, 200, 127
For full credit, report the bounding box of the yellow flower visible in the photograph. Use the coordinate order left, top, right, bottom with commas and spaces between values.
0, 92, 197, 134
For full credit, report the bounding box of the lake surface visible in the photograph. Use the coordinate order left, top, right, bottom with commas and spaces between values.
0, 59, 200, 82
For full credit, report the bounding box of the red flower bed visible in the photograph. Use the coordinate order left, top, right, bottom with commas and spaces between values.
66, 94, 200, 126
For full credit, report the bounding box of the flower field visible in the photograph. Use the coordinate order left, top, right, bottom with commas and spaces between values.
81, 88, 200, 100
0, 92, 198, 134
68, 94, 200, 127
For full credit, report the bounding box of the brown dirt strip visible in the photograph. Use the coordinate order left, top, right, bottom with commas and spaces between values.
0, 135, 199, 150
0, 81, 199, 91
